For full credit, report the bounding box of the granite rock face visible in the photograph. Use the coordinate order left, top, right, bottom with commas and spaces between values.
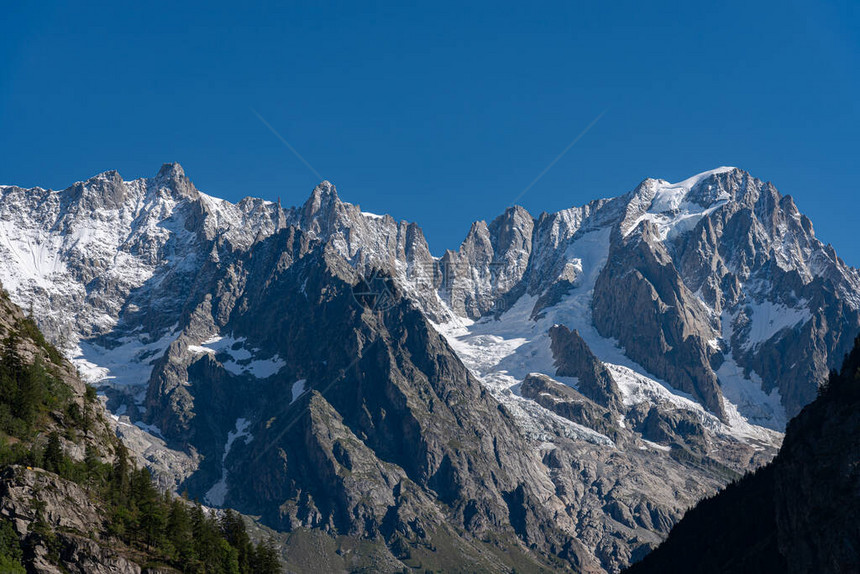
0, 466, 143, 574
439, 205, 534, 319
592, 219, 724, 419
520, 373, 617, 437
177, 236, 595, 570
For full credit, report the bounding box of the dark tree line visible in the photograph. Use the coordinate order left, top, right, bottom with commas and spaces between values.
105, 442, 281, 573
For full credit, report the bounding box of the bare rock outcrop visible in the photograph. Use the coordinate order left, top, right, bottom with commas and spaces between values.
548, 325, 623, 411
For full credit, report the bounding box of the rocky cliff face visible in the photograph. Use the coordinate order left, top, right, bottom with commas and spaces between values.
135, 226, 597, 571
592, 219, 724, 418
0, 466, 145, 574
627, 336, 860, 573
0, 164, 856, 571
439, 205, 534, 319
548, 325, 623, 411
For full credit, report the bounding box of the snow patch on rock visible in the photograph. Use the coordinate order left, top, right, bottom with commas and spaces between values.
205, 418, 253, 507
739, 301, 812, 351
190, 335, 286, 379
291, 379, 306, 404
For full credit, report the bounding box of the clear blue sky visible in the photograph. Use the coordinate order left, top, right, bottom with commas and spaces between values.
2, 1, 858, 262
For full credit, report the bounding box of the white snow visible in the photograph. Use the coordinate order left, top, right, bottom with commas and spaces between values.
133, 421, 164, 438
291, 379, 306, 403
669, 166, 736, 192
625, 168, 736, 240
435, 222, 782, 448
641, 439, 672, 452
190, 335, 286, 378
0, 219, 68, 292
717, 354, 787, 432
434, 227, 623, 447
714, 307, 789, 431
205, 418, 253, 506
740, 300, 812, 351
71, 325, 180, 393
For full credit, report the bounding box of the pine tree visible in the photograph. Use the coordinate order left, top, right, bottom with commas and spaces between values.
14, 359, 44, 428
131, 467, 166, 550
0, 518, 23, 572
0, 337, 17, 404
221, 509, 253, 572
218, 538, 241, 574
84, 445, 101, 478
111, 441, 130, 503
166, 498, 196, 565
43, 432, 63, 473
251, 538, 283, 574
191, 503, 222, 569
1, 334, 22, 375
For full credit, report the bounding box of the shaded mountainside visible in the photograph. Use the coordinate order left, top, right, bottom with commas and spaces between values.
627, 336, 860, 574
145, 230, 594, 572
0, 164, 858, 571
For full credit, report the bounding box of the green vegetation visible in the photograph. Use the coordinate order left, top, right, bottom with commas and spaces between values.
0, 319, 282, 573
0, 519, 25, 573
102, 442, 281, 573
0, 323, 77, 439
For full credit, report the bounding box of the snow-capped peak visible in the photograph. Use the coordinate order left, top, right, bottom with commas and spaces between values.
152, 162, 199, 200
668, 166, 737, 191
309, 180, 338, 202
622, 167, 740, 239
650, 166, 738, 213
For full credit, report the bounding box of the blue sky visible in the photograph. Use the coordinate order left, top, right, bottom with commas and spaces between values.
2, 1, 858, 262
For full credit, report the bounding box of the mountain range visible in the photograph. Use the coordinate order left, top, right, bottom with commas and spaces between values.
0, 164, 857, 572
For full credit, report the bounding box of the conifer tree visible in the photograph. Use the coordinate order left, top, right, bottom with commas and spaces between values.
43, 432, 63, 474
252, 538, 283, 573
221, 509, 253, 571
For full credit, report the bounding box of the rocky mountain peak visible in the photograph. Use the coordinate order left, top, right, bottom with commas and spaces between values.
77, 169, 127, 208
629, 166, 739, 210
303, 180, 339, 212
298, 180, 349, 237
489, 205, 534, 247
682, 167, 745, 207
154, 161, 198, 200
549, 324, 623, 411
156, 161, 186, 180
